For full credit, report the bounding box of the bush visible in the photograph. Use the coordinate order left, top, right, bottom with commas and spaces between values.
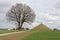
53, 28, 58, 30
26, 28, 30, 30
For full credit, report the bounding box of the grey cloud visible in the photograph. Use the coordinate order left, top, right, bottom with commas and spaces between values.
54, 2, 60, 9
0, 2, 10, 7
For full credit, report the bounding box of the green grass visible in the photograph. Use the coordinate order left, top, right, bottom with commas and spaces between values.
22, 30, 60, 40
0, 29, 20, 34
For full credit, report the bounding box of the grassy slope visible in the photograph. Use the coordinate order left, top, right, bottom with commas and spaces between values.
32, 23, 50, 31
0, 30, 19, 34
22, 30, 60, 40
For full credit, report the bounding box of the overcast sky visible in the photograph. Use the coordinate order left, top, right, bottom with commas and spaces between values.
0, 0, 60, 29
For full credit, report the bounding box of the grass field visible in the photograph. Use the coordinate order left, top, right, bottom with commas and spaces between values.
0, 24, 60, 40
0, 30, 60, 40
22, 30, 60, 40
0, 30, 19, 34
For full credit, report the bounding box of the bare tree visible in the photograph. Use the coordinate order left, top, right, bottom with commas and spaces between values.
6, 3, 35, 29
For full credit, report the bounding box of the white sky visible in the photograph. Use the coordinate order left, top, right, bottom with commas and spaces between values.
0, 0, 60, 29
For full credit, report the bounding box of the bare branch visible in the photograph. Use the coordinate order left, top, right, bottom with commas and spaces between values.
6, 3, 36, 29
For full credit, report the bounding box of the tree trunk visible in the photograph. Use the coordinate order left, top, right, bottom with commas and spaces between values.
17, 22, 21, 30
17, 21, 24, 30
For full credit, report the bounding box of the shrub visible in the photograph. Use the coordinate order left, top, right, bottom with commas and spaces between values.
26, 28, 30, 30
53, 28, 58, 30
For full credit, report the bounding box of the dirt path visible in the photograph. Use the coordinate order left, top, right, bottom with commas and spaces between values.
0, 31, 25, 36
0, 31, 31, 40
